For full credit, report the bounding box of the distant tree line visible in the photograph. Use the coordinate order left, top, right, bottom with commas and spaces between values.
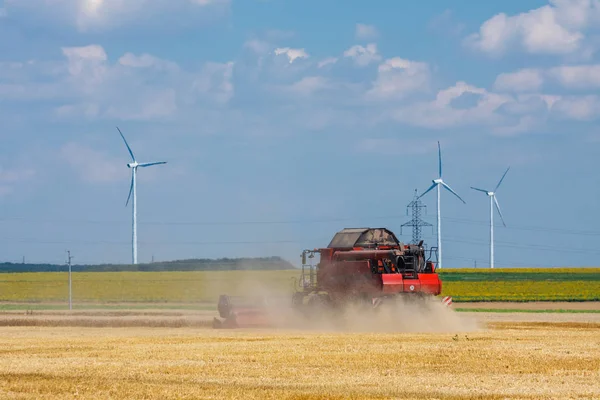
0, 257, 297, 273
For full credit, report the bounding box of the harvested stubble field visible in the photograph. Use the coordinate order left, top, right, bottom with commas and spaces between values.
1, 268, 599, 398
0, 312, 599, 400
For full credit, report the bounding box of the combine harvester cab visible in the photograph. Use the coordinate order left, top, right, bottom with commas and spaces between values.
213, 227, 443, 329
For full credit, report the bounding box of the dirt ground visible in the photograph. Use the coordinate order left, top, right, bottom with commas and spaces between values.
1, 301, 599, 328
1, 309, 600, 328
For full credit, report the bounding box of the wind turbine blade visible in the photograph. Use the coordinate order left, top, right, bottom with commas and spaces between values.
126, 174, 134, 207
418, 182, 437, 199
116, 127, 136, 162
470, 186, 489, 194
441, 182, 466, 204
438, 141, 442, 178
494, 166, 510, 192
493, 195, 506, 227
138, 161, 167, 168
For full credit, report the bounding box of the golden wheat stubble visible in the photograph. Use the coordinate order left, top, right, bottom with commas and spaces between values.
0, 321, 599, 400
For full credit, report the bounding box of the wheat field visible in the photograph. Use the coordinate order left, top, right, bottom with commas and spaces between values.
0, 317, 599, 399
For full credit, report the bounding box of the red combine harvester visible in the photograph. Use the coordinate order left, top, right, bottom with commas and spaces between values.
212, 227, 442, 329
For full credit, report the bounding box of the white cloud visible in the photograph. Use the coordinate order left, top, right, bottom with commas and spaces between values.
513, 94, 561, 112
0, 43, 233, 122
51, 45, 232, 120
118, 53, 179, 71
61, 45, 109, 91
428, 9, 465, 36
244, 39, 272, 55
0, 82, 66, 101
0, 60, 65, 103
343, 43, 381, 67
355, 23, 378, 40
55, 103, 101, 118
465, 0, 600, 56
274, 47, 309, 63
548, 64, 600, 88
3, 0, 230, 32
540, 94, 562, 109
392, 81, 512, 128
62, 44, 107, 62
494, 68, 545, 92
496, 63, 600, 92
284, 76, 330, 96
357, 138, 437, 155
191, 0, 229, 5
6, 36, 600, 137
366, 57, 430, 100
493, 115, 542, 136
56, 45, 183, 119
191, 61, 234, 104
0, 166, 35, 197
550, 0, 600, 29
106, 88, 178, 120
317, 57, 338, 68
552, 95, 600, 120
60, 142, 126, 183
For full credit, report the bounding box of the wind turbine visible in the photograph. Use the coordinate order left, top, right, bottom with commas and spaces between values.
418, 141, 465, 270
117, 127, 167, 265
471, 167, 510, 269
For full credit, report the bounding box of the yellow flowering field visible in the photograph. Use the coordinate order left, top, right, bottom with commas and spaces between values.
441, 281, 600, 302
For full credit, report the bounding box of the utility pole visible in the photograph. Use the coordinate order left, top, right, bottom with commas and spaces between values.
401, 189, 433, 245
66, 251, 73, 311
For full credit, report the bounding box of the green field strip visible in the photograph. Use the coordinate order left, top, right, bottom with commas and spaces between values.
439, 273, 600, 282
455, 308, 600, 314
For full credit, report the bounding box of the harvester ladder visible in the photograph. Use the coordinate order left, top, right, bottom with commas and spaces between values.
400, 255, 418, 279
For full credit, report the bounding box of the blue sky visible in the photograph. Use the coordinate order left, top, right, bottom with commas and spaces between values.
1, 0, 600, 267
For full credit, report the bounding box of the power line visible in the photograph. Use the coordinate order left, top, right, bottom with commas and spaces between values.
0, 238, 302, 246
2, 214, 599, 237
4, 231, 600, 257
438, 216, 600, 236
420, 234, 600, 256
442, 255, 549, 269
0, 216, 374, 226
446, 238, 600, 256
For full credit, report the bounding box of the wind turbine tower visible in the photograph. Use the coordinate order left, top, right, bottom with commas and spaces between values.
117, 127, 167, 265
471, 167, 510, 269
418, 141, 465, 269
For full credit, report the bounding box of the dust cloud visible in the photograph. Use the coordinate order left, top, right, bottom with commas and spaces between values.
223, 292, 481, 334
212, 264, 481, 334
278, 297, 478, 333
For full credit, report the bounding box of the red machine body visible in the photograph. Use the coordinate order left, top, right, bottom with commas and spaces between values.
304, 228, 441, 305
